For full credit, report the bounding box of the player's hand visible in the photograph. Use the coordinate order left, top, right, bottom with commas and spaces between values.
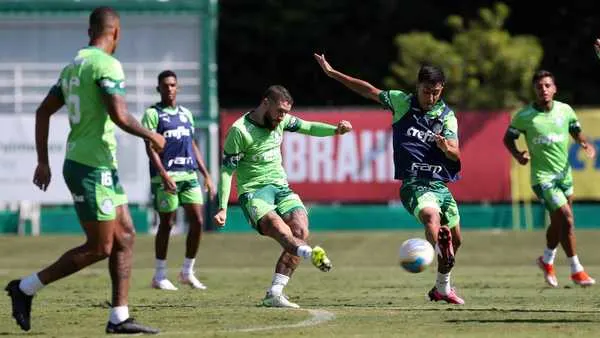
204, 175, 216, 200
213, 208, 226, 227
582, 142, 596, 159
161, 175, 177, 194
336, 120, 353, 135
33, 163, 51, 191
516, 150, 530, 165
150, 133, 166, 153
434, 134, 450, 153
594, 38, 600, 59
314, 53, 335, 77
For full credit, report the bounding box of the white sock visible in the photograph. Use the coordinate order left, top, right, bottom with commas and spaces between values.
19, 273, 44, 296
296, 245, 312, 259
568, 255, 584, 273
155, 259, 167, 280
435, 272, 451, 296
181, 258, 195, 276
268, 273, 290, 296
542, 247, 557, 265
109, 305, 129, 325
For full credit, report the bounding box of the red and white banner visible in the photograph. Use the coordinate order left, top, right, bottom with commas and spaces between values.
220, 109, 511, 203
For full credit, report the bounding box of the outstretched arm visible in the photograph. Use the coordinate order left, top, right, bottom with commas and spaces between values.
286, 116, 352, 137
33, 85, 65, 191
314, 53, 383, 103
214, 127, 244, 227
570, 120, 596, 159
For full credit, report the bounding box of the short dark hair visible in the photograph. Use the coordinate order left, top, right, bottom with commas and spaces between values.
262, 85, 293, 105
158, 70, 177, 84
532, 70, 554, 85
417, 64, 446, 86
89, 7, 119, 35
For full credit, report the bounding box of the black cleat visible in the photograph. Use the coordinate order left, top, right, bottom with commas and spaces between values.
5, 279, 33, 332
106, 318, 160, 335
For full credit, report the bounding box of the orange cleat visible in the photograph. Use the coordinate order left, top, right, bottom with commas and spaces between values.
536, 256, 558, 288
571, 271, 596, 287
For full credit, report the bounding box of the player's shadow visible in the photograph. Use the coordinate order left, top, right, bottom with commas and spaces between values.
0, 332, 46, 336
446, 319, 594, 324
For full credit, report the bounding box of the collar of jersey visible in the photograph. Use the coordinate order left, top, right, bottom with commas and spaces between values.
410, 95, 445, 117
155, 103, 180, 115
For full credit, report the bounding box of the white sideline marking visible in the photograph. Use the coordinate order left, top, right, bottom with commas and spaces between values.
164, 309, 335, 335
231, 309, 335, 333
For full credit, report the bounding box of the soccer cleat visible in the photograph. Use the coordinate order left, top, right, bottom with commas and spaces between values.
428, 286, 465, 305
151, 278, 178, 291
437, 226, 455, 269
571, 271, 596, 287
178, 272, 207, 290
5, 279, 33, 332
311, 246, 332, 272
261, 293, 300, 309
536, 256, 559, 288
106, 318, 160, 334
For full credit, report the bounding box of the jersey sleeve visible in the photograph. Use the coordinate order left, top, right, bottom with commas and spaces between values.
507, 111, 526, 137
378, 90, 411, 121
141, 108, 159, 131
48, 78, 65, 102
443, 112, 458, 140
94, 56, 126, 96
566, 105, 582, 134
222, 127, 245, 171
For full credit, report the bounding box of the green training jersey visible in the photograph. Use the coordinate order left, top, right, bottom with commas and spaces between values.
508, 100, 580, 185
221, 113, 301, 195
53, 46, 126, 169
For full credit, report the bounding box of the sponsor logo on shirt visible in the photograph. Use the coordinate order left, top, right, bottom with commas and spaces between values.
411, 162, 443, 174
532, 133, 565, 145
163, 126, 191, 139
406, 127, 436, 143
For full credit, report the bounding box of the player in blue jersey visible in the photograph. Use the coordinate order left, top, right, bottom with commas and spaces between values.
142, 70, 215, 291
315, 54, 464, 304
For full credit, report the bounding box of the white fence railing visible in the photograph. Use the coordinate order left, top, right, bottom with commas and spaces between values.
0, 62, 202, 115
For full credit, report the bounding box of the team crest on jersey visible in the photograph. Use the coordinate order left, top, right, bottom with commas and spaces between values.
100, 198, 114, 214
554, 116, 564, 127
429, 118, 444, 135
179, 113, 188, 123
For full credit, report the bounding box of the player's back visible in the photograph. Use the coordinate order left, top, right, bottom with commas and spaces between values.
59, 46, 125, 169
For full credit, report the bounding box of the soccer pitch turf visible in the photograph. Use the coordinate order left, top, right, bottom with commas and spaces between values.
1, 230, 600, 337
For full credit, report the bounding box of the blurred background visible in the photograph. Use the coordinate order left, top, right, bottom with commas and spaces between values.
1, 0, 600, 236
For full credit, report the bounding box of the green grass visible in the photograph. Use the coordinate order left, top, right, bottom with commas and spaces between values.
2, 230, 600, 337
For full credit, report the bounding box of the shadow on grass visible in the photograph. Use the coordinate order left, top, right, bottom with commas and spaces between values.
447, 318, 594, 323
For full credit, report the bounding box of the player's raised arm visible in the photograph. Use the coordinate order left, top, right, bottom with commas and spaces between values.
314, 53, 382, 103
284, 115, 352, 137
33, 83, 65, 191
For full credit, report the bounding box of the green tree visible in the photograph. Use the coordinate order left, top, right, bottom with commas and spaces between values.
384, 2, 543, 110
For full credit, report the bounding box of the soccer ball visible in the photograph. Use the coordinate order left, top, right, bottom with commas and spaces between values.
399, 238, 435, 273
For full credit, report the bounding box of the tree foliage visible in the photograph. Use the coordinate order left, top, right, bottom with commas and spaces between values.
384, 3, 543, 110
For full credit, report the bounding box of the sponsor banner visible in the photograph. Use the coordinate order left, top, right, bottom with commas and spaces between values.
220, 109, 512, 203
511, 110, 600, 201
0, 114, 150, 203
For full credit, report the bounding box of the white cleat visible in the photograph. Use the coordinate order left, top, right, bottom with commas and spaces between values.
261, 293, 300, 308
179, 272, 207, 290
151, 278, 178, 291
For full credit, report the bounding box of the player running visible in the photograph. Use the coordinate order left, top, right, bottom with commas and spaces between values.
503, 70, 596, 288
314, 54, 465, 304
142, 70, 215, 291
214, 85, 352, 308
5, 7, 163, 334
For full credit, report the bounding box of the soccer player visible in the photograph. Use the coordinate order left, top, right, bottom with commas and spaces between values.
5, 7, 162, 334
142, 70, 215, 291
314, 54, 464, 304
214, 85, 352, 308
503, 70, 596, 287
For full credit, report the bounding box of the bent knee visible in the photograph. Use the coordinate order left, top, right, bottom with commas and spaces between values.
291, 226, 309, 240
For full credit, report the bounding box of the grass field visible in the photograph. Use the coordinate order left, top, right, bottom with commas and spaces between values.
2, 230, 600, 337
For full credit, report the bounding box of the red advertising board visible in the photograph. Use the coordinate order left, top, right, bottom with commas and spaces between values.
220, 109, 511, 203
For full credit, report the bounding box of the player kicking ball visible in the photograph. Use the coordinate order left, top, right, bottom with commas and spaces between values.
504, 70, 596, 288
214, 85, 352, 308
314, 54, 464, 304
